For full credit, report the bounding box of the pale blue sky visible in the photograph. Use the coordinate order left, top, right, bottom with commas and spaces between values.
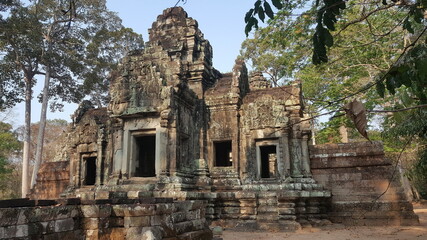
11, 1, 258, 126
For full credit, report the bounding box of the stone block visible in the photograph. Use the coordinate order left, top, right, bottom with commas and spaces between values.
80, 205, 100, 218
1, 226, 16, 239
126, 226, 163, 240
235, 191, 256, 199
155, 203, 175, 215
96, 191, 110, 200
124, 216, 151, 227
257, 206, 277, 213
174, 221, 195, 235
279, 208, 295, 215
27, 222, 44, 236
15, 224, 29, 237
54, 218, 75, 232
240, 207, 256, 215
123, 204, 156, 216
151, 214, 172, 226
100, 228, 126, 240
16, 208, 32, 225
82, 218, 98, 230
171, 212, 186, 223
0, 208, 20, 226
109, 217, 124, 228
222, 207, 240, 214
86, 229, 99, 240
112, 205, 126, 217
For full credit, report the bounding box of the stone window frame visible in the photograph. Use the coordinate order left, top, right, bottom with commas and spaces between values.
79, 152, 98, 187
255, 139, 280, 180
128, 129, 160, 179
212, 139, 234, 168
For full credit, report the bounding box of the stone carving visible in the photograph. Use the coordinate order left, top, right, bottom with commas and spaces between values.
28, 7, 419, 235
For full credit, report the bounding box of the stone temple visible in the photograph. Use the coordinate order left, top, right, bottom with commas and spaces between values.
0, 7, 419, 240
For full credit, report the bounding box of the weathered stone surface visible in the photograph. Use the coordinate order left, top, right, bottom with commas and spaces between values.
16, 6, 418, 239
124, 216, 151, 227
0, 200, 211, 239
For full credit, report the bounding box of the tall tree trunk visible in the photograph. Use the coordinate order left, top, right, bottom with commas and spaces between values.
30, 63, 51, 189
21, 78, 32, 197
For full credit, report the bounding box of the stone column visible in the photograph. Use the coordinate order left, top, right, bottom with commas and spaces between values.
301, 135, 312, 177
281, 131, 291, 178
96, 130, 104, 186
169, 127, 178, 174
158, 128, 169, 176
121, 129, 131, 178
291, 138, 303, 178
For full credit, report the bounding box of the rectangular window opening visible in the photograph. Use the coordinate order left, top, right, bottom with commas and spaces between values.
260, 145, 277, 178
214, 141, 232, 167
135, 135, 156, 177
84, 157, 97, 185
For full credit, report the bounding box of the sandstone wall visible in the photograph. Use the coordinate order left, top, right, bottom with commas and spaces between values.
30, 161, 70, 200
0, 198, 212, 240
310, 141, 419, 225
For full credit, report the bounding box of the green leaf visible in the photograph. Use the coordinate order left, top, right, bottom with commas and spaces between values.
245, 9, 254, 23
312, 29, 328, 64
263, 1, 274, 19
401, 90, 413, 107
245, 17, 258, 36
323, 28, 333, 47
254, 0, 262, 13
403, 17, 414, 34
401, 71, 412, 88
416, 58, 427, 80
271, 0, 283, 9
386, 77, 396, 95
258, 6, 265, 22
414, 8, 423, 24
323, 15, 336, 31
376, 81, 385, 98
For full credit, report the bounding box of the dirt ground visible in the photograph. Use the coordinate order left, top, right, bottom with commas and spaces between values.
222, 202, 427, 240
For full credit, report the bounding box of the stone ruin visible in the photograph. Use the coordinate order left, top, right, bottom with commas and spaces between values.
0, 7, 420, 240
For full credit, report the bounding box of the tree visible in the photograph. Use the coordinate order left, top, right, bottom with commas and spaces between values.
0, 0, 144, 196
246, 0, 427, 65
0, 121, 21, 199
242, 0, 425, 142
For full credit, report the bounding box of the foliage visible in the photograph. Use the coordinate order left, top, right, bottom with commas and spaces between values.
245, 0, 284, 36
242, 0, 427, 148
246, 0, 427, 65
0, 121, 21, 199
382, 107, 427, 198
376, 43, 427, 104
241, 0, 314, 84
406, 149, 427, 198
242, 0, 411, 109
15, 119, 67, 162
0, 0, 144, 110
0, 121, 21, 157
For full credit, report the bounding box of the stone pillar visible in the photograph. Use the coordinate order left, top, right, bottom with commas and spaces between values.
301, 135, 312, 177
281, 132, 291, 178
96, 133, 103, 186
169, 127, 177, 174
158, 128, 169, 176
291, 138, 303, 178
121, 129, 131, 178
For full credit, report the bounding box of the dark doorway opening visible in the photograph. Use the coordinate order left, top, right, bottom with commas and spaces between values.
84, 157, 97, 185
260, 145, 277, 178
214, 141, 232, 167
135, 135, 156, 177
